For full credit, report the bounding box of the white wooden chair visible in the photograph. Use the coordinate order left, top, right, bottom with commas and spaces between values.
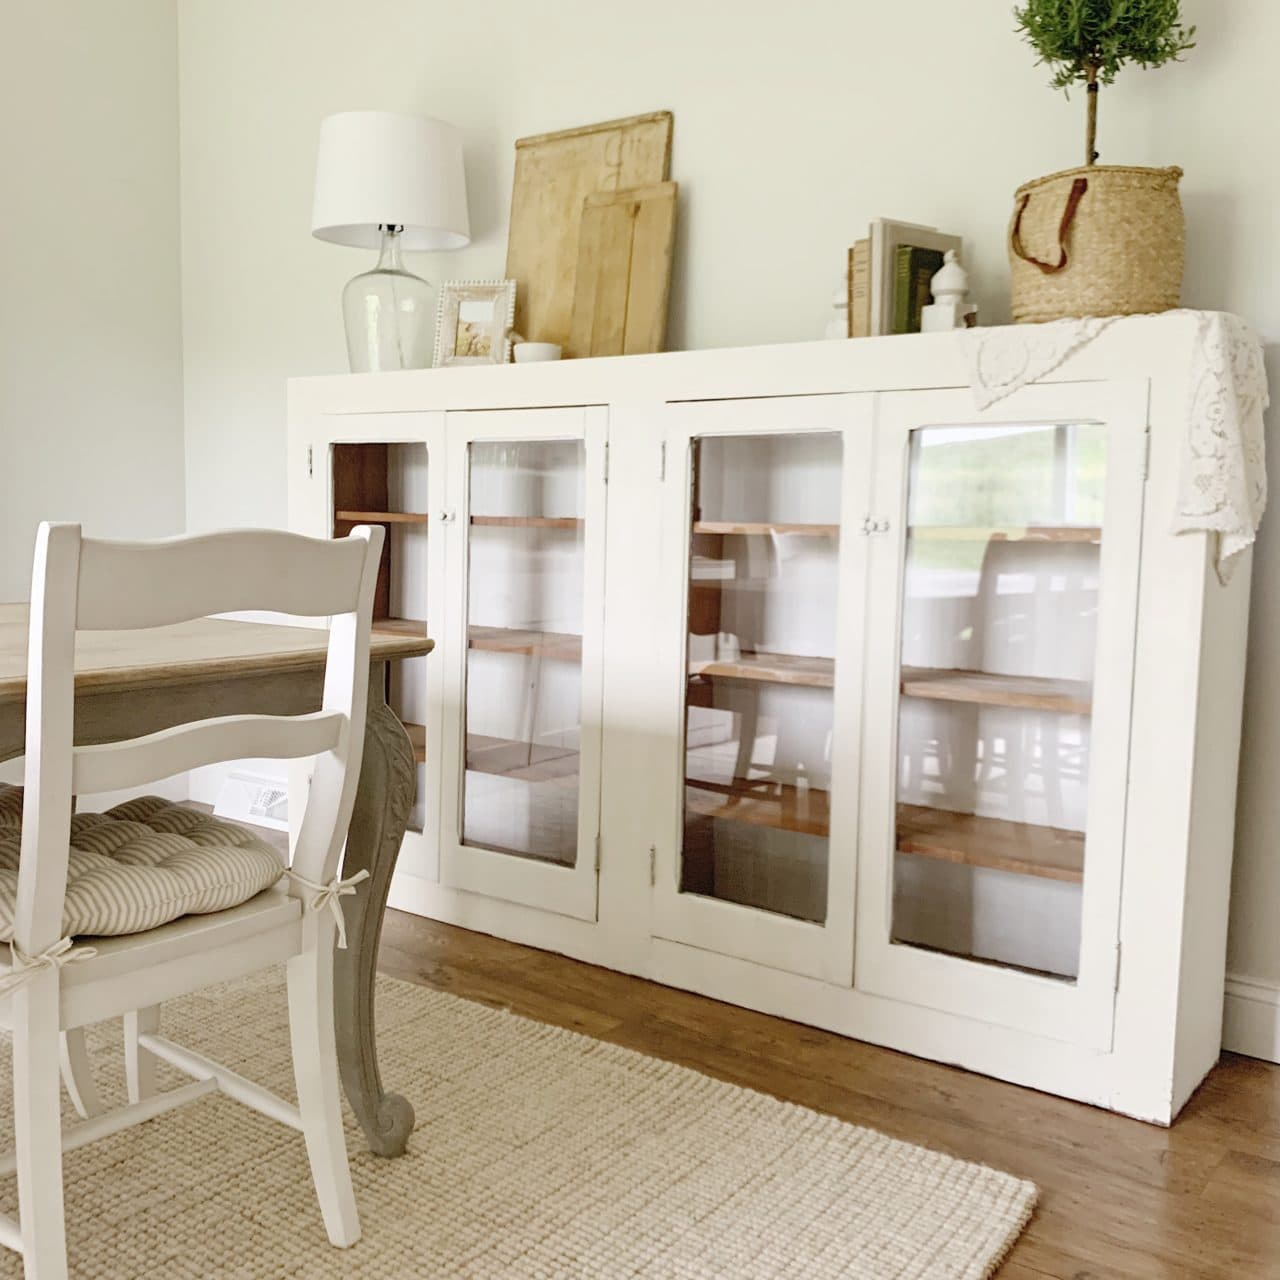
1, 520, 384, 1279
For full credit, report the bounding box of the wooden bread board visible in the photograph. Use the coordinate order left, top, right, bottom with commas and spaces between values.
505, 112, 672, 347
567, 182, 677, 358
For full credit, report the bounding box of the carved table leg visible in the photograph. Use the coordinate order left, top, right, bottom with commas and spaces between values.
334, 663, 417, 1157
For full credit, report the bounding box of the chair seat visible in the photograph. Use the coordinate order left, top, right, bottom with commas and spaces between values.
0, 787, 284, 941
0, 884, 305, 1032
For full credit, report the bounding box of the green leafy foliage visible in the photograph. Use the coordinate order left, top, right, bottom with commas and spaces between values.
1014, 0, 1196, 89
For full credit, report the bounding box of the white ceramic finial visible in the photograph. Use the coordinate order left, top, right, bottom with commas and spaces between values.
931, 250, 968, 301
920, 249, 978, 332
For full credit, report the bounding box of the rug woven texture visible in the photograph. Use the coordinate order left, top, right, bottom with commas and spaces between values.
0, 971, 1035, 1278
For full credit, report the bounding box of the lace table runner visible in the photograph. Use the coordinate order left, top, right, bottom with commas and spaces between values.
958, 311, 1269, 582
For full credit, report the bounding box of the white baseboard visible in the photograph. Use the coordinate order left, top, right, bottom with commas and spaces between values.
1223, 974, 1280, 1063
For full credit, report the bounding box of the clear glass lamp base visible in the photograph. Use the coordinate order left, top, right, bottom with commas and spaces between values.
342, 228, 433, 373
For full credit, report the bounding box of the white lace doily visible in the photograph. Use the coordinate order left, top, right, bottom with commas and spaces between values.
958, 311, 1269, 582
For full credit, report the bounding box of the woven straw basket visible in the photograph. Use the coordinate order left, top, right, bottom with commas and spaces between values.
1008, 164, 1185, 323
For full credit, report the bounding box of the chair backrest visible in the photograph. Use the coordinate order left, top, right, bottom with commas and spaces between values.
18, 523, 384, 954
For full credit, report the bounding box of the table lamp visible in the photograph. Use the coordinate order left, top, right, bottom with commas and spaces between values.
312, 110, 470, 372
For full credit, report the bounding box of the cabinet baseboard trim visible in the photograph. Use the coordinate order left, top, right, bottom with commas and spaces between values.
1223, 974, 1280, 1063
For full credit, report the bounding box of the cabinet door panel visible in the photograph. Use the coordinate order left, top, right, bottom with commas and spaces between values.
307, 413, 446, 882
439, 407, 606, 921
855, 384, 1147, 1049
652, 394, 873, 983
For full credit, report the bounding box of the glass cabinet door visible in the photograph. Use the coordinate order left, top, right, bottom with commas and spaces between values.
461, 439, 586, 865
682, 432, 841, 925
439, 408, 605, 922
325, 418, 446, 883
893, 422, 1103, 981
856, 387, 1146, 1048
652, 395, 871, 984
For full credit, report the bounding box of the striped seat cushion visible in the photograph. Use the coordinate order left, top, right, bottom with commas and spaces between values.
0, 786, 284, 940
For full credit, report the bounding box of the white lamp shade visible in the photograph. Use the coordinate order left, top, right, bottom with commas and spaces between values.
311, 110, 470, 251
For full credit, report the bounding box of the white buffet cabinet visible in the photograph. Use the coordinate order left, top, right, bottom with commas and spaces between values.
287, 313, 1252, 1124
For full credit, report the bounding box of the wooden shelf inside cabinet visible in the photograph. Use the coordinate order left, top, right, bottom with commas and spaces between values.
900, 667, 1092, 715
693, 521, 838, 538
896, 803, 1084, 884
686, 777, 830, 837
469, 626, 583, 663
689, 573, 783, 597
910, 525, 1102, 545
690, 652, 834, 689
371, 619, 583, 661
335, 510, 430, 525
469, 516, 584, 530
466, 734, 579, 783
403, 724, 578, 780
372, 617, 430, 638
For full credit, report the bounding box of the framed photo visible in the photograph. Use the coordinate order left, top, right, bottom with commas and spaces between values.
433, 279, 517, 367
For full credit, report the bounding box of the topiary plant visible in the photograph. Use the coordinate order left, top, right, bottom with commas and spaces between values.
1014, 0, 1196, 167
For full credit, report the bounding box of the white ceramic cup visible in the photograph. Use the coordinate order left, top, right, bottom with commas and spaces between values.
513, 342, 562, 363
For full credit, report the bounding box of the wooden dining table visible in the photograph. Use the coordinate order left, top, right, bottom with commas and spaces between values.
0, 603, 432, 1158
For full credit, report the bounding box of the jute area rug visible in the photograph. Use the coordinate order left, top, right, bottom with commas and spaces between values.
0, 971, 1035, 1278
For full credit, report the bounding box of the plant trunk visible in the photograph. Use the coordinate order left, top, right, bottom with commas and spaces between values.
1085, 62, 1099, 166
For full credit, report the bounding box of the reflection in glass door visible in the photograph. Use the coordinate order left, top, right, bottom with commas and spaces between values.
893, 423, 1105, 981
461, 440, 586, 866
681, 433, 842, 923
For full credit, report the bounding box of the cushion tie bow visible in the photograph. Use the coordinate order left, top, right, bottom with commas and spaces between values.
283, 868, 371, 949
0, 936, 97, 996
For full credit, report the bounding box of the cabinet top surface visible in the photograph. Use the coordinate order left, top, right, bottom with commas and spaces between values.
0, 603, 433, 704
287, 309, 1233, 411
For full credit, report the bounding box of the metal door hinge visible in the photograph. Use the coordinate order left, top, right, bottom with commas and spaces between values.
594, 833, 602, 872
659, 441, 667, 481
307, 446, 314, 479
649, 844, 656, 886
602, 441, 610, 484
1141, 429, 1151, 482
1111, 941, 1122, 992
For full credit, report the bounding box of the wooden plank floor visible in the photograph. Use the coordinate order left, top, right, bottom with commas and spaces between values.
377, 910, 1280, 1278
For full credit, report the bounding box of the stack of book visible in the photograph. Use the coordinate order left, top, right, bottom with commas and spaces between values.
847, 220, 962, 338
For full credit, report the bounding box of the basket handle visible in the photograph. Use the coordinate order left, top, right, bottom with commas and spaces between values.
1011, 176, 1088, 275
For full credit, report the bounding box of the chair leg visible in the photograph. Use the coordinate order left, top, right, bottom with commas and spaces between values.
13, 977, 69, 1279
59, 1028, 104, 1120
123, 1006, 161, 1105
287, 931, 360, 1248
